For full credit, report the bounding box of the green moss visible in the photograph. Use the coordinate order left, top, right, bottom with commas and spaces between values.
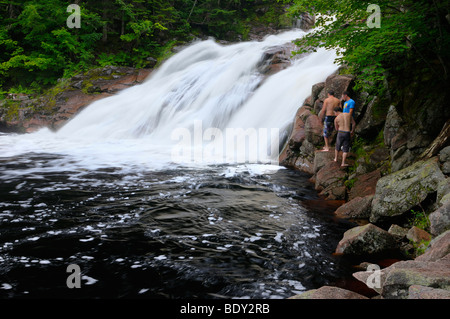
3, 100, 20, 121
344, 178, 356, 190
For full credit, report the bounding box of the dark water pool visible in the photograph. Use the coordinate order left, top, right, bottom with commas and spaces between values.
0, 153, 352, 299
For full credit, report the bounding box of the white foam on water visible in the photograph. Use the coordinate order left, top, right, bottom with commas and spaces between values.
0, 29, 338, 176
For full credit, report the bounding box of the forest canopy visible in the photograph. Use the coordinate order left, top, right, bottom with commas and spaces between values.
0, 0, 290, 93
287, 0, 450, 95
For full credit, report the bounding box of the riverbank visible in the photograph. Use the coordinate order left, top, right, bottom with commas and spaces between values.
281, 70, 450, 299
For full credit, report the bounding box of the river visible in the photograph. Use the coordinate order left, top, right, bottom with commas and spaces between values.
0, 29, 352, 299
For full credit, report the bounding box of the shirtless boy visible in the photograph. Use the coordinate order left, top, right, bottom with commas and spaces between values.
333, 106, 356, 167
318, 91, 341, 152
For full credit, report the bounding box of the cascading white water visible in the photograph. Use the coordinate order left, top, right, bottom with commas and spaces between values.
0, 30, 351, 300
1, 29, 338, 171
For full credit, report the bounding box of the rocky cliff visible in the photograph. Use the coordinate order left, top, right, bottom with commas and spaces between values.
0, 66, 152, 133
281, 67, 450, 299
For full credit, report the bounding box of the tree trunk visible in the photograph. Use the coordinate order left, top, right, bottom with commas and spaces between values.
419, 119, 450, 159
102, 0, 108, 43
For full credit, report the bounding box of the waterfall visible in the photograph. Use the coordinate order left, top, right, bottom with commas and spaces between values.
2, 30, 338, 170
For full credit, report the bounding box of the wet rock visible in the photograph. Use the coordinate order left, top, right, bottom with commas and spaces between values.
348, 169, 380, 201
294, 12, 316, 31
299, 139, 316, 162
289, 286, 368, 299
313, 150, 335, 174
408, 285, 450, 299
335, 223, 397, 256
334, 195, 373, 219
279, 107, 307, 166
370, 157, 446, 223
315, 160, 347, 199
294, 157, 314, 175
257, 44, 295, 75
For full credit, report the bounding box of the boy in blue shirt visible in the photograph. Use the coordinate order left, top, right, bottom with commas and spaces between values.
342, 91, 355, 116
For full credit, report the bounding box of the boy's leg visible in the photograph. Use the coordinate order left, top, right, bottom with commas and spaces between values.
341, 152, 349, 167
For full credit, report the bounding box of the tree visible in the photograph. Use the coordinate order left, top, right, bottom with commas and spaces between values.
287, 0, 450, 95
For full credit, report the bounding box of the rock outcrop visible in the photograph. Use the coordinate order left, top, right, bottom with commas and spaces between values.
349, 231, 450, 299
0, 66, 152, 133
370, 157, 446, 223
282, 70, 450, 299
334, 195, 373, 220
335, 223, 398, 256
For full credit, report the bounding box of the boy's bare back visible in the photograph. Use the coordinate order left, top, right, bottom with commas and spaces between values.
324, 96, 341, 116
335, 112, 352, 132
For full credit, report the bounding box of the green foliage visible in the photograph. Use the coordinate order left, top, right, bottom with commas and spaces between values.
0, 0, 290, 93
410, 239, 430, 256
409, 209, 430, 232
289, 0, 450, 96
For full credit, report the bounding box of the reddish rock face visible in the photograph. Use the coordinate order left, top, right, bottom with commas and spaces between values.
304, 114, 323, 146
348, 169, 381, 201
334, 195, 374, 219
1, 66, 152, 133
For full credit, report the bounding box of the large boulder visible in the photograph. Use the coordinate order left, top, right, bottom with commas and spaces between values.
304, 114, 323, 147
315, 160, 347, 200
334, 195, 373, 220
429, 200, 450, 236
324, 74, 353, 100
416, 230, 450, 262
335, 223, 397, 256
380, 255, 450, 299
370, 157, 447, 223
437, 178, 450, 206
406, 226, 431, 244
353, 232, 450, 299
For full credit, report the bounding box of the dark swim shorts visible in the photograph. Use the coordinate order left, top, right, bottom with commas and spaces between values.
323, 116, 336, 138
336, 131, 351, 153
